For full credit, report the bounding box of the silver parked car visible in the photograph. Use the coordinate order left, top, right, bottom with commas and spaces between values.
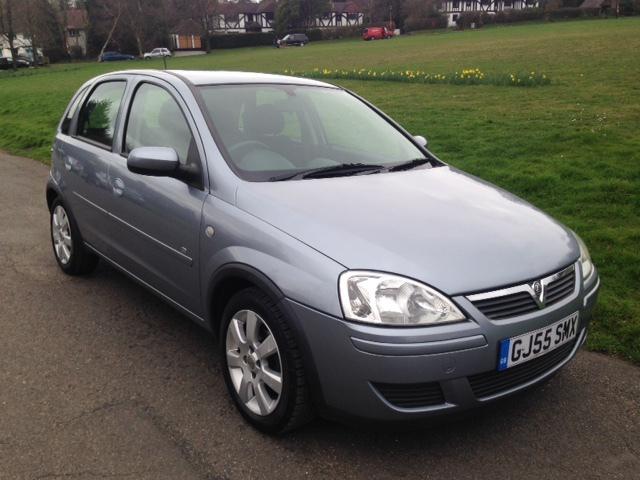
143, 48, 171, 59
47, 70, 600, 433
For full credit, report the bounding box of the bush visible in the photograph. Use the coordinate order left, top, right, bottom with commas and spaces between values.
68, 45, 84, 60
208, 32, 275, 49
404, 15, 448, 32
546, 7, 605, 19
42, 46, 69, 63
301, 26, 366, 41
548, 7, 586, 18
620, 0, 640, 15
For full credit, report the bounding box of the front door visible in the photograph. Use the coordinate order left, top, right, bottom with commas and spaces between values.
106, 80, 207, 317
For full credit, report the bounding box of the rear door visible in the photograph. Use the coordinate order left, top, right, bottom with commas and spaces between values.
106, 78, 207, 316
55, 78, 128, 255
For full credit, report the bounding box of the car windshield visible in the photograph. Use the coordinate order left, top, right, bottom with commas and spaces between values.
198, 84, 433, 181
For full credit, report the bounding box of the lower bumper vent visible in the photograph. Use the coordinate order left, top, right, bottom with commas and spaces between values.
373, 381, 445, 408
468, 340, 576, 399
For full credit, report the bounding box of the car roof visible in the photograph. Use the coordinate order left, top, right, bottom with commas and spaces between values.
99, 70, 336, 88
173, 70, 333, 87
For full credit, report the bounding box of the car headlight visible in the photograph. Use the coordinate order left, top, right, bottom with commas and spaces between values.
574, 233, 594, 282
339, 271, 465, 326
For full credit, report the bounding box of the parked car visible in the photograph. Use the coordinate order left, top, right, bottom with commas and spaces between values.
47, 70, 600, 434
362, 27, 393, 40
279, 33, 309, 46
144, 48, 172, 59
0, 56, 31, 69
99, 51, 136, 62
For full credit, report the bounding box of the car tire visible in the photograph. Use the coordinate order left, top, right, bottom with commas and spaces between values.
50, 198, 98, 275
220, 287, 314, 434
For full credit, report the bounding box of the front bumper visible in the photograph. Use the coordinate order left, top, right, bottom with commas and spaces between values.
284, 271, 600, 423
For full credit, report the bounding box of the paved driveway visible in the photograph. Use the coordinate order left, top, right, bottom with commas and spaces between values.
0, 152, 638, 480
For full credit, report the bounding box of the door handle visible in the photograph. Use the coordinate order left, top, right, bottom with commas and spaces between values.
112, 177, 125, 197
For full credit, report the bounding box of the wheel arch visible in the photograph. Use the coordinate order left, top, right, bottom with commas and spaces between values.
207, 262, 326, 418
206, 263, 285, 337
46, 180, 61, 212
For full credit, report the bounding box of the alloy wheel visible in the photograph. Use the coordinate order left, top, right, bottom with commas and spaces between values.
225, 309, 283, 416
52, 205, 72, 265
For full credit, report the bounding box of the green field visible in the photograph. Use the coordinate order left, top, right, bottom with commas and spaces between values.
1, 19, 639, 363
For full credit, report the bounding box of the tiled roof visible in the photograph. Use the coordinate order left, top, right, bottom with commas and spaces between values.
172, 18, 202, 35
67, 8, 88, 30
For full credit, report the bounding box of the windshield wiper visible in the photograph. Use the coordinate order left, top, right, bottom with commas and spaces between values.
387, 158, 431, 172
269, 163, 384, 181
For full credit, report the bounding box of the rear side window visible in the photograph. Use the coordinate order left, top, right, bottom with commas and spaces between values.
77, 81, 126, 147
61, 87, 87, 135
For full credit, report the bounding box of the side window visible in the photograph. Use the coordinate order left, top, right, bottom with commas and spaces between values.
124, 83, 196, 167
77, 81, 126, 147
61, 87, 88, 135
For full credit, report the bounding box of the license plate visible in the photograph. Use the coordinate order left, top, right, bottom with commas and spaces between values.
498, 312, 579, 371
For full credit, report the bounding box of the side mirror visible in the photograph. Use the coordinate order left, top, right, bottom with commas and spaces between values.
413, 135, 428, 148
127, 147, 179, 176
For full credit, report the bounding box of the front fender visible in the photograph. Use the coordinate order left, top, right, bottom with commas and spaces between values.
200, 195, 346, 327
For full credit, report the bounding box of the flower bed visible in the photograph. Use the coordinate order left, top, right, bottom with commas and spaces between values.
283, 68, 551, 87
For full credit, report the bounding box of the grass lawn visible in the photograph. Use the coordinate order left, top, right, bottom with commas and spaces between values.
1, 18, 638, 364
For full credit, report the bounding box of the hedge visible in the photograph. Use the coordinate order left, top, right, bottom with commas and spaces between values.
301, 26, 365, 41
456, 7, 604, 29
209, 32, 275, 49
404, 15, 449, 32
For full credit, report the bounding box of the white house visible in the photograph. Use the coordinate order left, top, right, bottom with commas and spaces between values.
439, 0, 539, 27
0, 33, 42, 60
211, 0, 276, 33
65, 7, 89, 56
208, 0, 365, 34
313, 1, 366, 28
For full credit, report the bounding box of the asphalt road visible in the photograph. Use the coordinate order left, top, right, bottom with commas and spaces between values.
1, 151, 639, 480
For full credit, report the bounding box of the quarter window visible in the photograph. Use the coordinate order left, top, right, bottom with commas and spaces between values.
61, 87, 88, 135
77, 81, 126, 147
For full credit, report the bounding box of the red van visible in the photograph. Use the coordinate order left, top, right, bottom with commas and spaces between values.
362, 27, 393, 41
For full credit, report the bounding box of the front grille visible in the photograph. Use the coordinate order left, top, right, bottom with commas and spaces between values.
472, 291, 538, 319
468, 265, 576, 320
545, 268, 576, 306
468, 340, 576, 399
373, 381, 445, 408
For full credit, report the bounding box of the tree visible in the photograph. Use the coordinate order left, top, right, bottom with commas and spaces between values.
370, 0, 405, 29
275, 0, 328, 35
275, 0, 301, 35
122, 0, 170, 57
402, 0, 441, 31
0, 0, 19, 70
95, 0, 123, 59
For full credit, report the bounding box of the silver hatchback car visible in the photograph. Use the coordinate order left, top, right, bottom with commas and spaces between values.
47, 70, 600, 433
